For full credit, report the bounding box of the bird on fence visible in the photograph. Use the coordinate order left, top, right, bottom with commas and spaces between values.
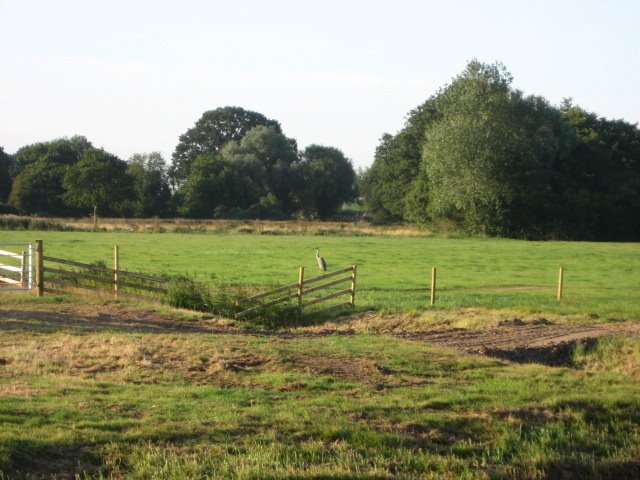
314, 248, 327, 272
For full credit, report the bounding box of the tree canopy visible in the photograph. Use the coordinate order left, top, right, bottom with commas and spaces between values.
170, 106, 282, 186
364, 60, 640, 240
62, 148, 133, 226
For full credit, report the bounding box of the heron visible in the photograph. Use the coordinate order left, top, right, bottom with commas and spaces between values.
314, 247, 327, 272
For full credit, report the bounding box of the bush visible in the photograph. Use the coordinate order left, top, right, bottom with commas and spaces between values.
164, 275, 238, 317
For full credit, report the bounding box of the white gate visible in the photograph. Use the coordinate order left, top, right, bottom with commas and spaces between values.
0, 243, 33, 291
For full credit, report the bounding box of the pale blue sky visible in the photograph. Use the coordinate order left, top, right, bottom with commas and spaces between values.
1, 0, 638, 168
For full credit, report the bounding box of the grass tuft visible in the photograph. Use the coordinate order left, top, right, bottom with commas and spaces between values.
573, 335, 640, 380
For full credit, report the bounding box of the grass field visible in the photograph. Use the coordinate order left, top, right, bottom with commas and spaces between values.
1, 230, 639, 319
1, 299, 639, 479
1, 227, 640, 478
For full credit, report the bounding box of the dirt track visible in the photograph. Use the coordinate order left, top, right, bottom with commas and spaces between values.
1, 305, 638, 366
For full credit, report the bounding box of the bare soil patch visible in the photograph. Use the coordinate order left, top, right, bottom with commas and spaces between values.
396, 318, 640, 366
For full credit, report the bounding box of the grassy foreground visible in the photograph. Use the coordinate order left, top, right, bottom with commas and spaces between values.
1, 296, 639, 479
1, 230, 639, 319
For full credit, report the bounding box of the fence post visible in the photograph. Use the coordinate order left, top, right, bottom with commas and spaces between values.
35, 240, 44, 297
557, 266, 564, 301
349, 265, 357, 306
114, 243, 119, 299
430, 266, 437, 306
297, 266, 305, 317
20, 251, 26, 288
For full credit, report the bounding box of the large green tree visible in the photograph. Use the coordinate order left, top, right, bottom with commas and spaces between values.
62, 148, 133, 226
411, 61, 572, 236
170, 106, 282, 186
363, 99, 438, 223
295, 145, 356, 219
559, 101, 640, 240
126, 152, 172, 217
179, 126, 298, 218
8, 136, 93, 214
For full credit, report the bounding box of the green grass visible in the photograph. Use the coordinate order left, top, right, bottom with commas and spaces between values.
1, 230, 639, 318
1, 305, 639, 479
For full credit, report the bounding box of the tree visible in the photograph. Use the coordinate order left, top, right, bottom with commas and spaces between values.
559, 101, 640, 240
8, 136, 93, 214
0, 147, 13, 203
363, 99, 438, 223
407, 61, 572, 237
170, 106, 282, 186
219, 125, 298, 215
126, 152, 172, 217
179, 153, 254, 218
62, 148, 133, 226
296, 145, 356, 219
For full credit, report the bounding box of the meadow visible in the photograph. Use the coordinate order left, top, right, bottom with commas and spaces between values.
1, 229, 639, 319
1, 297, 639, 479
1, 227, 640, 478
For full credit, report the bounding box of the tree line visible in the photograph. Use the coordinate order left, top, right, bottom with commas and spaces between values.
362, 60, 640, 241
0, 106, 357, 223
2, 61, 639, 240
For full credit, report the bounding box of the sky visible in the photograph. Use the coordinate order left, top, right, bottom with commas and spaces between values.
1, 0, 639, 169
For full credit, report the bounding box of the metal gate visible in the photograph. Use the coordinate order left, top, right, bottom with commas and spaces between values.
0, 243, 33, 291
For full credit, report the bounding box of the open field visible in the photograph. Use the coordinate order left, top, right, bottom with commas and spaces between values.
1, 298, 640, 479
1, 227, 639, 477
1, 230, 639, 319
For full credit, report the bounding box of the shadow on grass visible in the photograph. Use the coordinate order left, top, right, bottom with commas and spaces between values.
542, 458, 640, 480
1, 438, 100, 479
0, 308, 359, 337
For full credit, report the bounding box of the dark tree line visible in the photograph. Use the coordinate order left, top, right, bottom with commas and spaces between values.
363, 61, 640, 240
0, 107, 357, 221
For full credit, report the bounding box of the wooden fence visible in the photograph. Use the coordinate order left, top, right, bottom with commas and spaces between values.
34, 240, 167, 300
235, 265, 357, 319
427, 265, 566, 304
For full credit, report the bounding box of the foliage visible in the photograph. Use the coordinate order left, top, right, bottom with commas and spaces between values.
414, 63, 573, 237
170, 106, 282, 186
8, 136, 93, 215
558, 101, 640, 240
364, 60, 640, 240
62, 148, 133, 224
125, 152, 173, 217
164, 275, 238, 317
363, 99, 438, 223
0, 215, 76, 231
0, 146, 13, 203
295, 145, 357, 219
165, 274, 213, 311
179, 125, 316, 219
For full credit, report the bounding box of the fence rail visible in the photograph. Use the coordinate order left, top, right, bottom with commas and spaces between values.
0, 244, 33, 291
35, 241, 167, 301
235, 265, 357, 319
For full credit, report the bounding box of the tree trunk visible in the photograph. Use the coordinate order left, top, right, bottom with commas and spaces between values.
93, 204, 97, 229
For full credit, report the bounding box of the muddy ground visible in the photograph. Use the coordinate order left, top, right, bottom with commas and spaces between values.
1, 304, 639, 367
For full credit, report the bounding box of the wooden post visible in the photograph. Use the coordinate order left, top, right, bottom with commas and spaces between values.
557, 266, 564, 301
20, 251, 26, 287
430, 267, 437, 306
297, 266, 305, 318
114, 243, 119, 299
349, 265, 357, 306
35, 240, 44, 297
